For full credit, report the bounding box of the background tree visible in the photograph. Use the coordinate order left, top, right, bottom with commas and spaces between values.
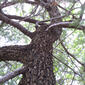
0, 0, 85, 85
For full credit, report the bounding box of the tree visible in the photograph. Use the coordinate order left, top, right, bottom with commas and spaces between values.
0, 0, 85, 85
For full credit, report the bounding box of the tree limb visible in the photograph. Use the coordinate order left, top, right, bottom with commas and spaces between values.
46, 21, 85, 31
0, 12, 34, 38
0, 45, 32, 63
3, 14, 47, 25
0, 1, 18, 8
0, 66, 28, 83
6, 13, 85, 31
0, 0, 38, 9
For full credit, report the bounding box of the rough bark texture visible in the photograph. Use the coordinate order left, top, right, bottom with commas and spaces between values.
18, 0, 62, 85
0, 45, 31, 63
19, 25, 60, 85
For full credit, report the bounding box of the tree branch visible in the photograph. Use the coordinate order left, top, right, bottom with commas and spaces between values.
53, 56, 81, 77
0, 66, 28, 83
46, 21, 85, 31
0, 45, 32, 63
0, 12, 34, 38
0, 0, 38, 9
4, 14, 85, 31
60, 40, 85, 66
0, 1, 18, 8
3, 14, 47, 25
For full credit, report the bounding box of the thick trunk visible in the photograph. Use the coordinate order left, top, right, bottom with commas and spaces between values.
18, 25, 60, 85
19, 0, 62, 85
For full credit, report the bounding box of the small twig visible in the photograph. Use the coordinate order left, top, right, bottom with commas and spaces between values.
70, 74, 75, 85
60, 39, 85, 66
56, 30, 75, 47
57, 4, 68, 12
53, 56, 81, 77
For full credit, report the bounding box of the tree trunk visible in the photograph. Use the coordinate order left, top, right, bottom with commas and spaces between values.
18, 24, 61, 85
18, 0, 62, 84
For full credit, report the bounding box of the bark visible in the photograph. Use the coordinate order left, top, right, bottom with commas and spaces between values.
18, 0, 62, 83
0, 45, 32, 63
19, 25, 59, 85
19, 1, 62, 84
0, 0, 62, 85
